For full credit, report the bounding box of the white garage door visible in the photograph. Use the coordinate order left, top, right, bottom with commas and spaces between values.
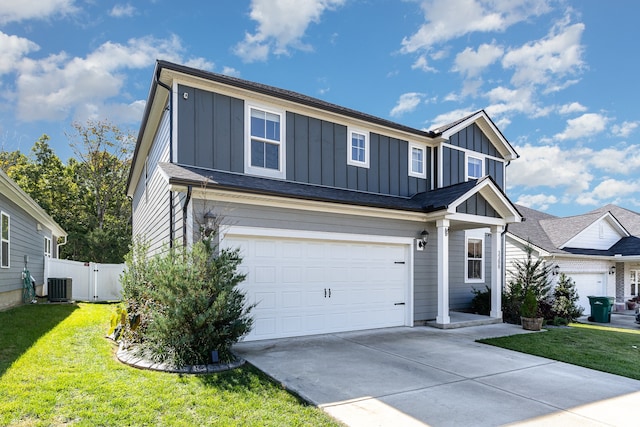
222, 230, 410, 341
570, 273, 607, 316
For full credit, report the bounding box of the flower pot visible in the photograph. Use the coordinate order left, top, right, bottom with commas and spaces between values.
521, 316, 543, 331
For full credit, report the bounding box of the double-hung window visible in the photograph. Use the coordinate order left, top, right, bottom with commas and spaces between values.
409, 142, 426, 178
1, 212, 9, 268
246, 105, 285, 178
44, 236, 52, 258
467, 156, 483, 180
466, 234, 484, 282
347, 128, 369, 168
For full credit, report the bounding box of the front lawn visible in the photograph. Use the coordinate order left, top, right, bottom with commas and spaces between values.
478, 325, 640, 380
0, 303, 339, 426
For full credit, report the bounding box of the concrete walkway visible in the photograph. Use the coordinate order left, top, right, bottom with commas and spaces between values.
234, 324, 640, 426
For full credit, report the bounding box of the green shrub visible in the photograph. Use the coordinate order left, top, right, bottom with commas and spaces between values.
119, 239, 254, 366
471, 285, 491, 315
520, 288, 539, 318
550, 273, 583, 322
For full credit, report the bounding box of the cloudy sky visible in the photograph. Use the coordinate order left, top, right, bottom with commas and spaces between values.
1, 0, 638, 217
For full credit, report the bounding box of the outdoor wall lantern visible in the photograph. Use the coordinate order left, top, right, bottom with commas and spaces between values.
609, 265, 616, 275
552, 265, 560, 276
203, 211, 217, 237
416, 229, 429, 251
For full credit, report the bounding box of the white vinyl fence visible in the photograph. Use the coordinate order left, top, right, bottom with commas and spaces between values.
44, 258, 125, 301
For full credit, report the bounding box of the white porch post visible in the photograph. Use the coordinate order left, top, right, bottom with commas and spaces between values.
437, 219, 450, 324
490, 225, 504, 319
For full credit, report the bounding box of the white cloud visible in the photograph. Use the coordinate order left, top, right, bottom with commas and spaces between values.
612, 121, 639, 138
110, 4, 136, 18
508, 143, 592, 193
401, 0, 551, 54
588, 144, 640, 174
0, 0, 76, 24
591, 178, 638, 200
502, 18, 585, 91
558, 102, 587, 114
0, 32, 39, 74
553, 113, 608, 141
390, 92, 424, 117
222, 66, 241, 77
428, 108, 476, 130
411, 55, 437, 73
13, 35, 212, 122
453, 43, 503, 77
516, 193, 558, 211
234, 0, 345, 62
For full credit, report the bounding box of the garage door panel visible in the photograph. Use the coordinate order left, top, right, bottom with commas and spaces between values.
225, 234, 410, 341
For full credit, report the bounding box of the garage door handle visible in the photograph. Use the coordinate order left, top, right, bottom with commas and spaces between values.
394, 302, 405, 306
394, 261, 405, 264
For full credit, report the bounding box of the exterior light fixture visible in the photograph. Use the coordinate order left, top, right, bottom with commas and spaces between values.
203, 211, 217, 237
416, 229, 429, 251
553, 265, 560, 276
609, 265, 616, 275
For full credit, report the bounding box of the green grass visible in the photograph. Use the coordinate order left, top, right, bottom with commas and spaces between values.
0, 303, 340, 427
478, 325, 640, 380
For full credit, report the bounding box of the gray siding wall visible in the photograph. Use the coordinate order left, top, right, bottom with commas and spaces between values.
177, 85, 244, 172
457, 193, 500, 218
442, 146, 505, 190
132, 108, 171, 254
0, 193, 53, 292
448, 123, 502, 159
191, 198, 435, 322
486, 158, 505, 189
448, 229, 492, 311
176, 86, 429, 197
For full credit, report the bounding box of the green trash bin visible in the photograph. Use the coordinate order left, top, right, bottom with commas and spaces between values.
588, 296, 614, 323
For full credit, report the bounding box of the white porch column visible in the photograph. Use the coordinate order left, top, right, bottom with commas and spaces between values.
437, 219, 450, 324
490, 225, 504, 319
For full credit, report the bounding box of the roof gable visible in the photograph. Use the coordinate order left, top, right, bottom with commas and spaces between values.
559, 212, 628, 250
0, 169, 66, 237
432, 110, 518, 161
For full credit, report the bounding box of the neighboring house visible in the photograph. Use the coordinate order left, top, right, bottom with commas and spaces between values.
0, 169, 67, 309
127, 60, 522, 341
506, 204, 640, 315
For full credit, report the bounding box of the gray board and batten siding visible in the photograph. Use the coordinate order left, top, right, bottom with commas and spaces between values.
176, 85, 430, 198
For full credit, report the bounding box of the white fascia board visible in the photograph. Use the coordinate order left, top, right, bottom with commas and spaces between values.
440, 111, 517, 161
506, 232, 551, 257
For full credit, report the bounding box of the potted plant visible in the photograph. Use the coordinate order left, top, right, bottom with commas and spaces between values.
521, 288, 543, 331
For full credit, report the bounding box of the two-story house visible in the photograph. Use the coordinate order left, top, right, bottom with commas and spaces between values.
127, 60, 521, 341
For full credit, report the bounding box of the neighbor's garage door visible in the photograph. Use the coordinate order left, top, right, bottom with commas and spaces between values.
570, 273, 607, 316
222, 231, 410, 341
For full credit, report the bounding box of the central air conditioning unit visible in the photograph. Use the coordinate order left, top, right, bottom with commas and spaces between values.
48, 278, 72, 302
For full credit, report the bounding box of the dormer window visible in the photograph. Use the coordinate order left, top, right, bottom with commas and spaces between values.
245, 104, 286, 179
467, 156, 483, 180
347, 128, 369, 168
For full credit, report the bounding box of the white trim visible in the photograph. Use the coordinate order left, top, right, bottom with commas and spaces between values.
44, 236, 52, 258
245, 103, 286, 179
408, 142, 427, 179
1, 211, 9, 268
465, 229, 485, 283
347, 127, 370, 168
222, 225, 413, 245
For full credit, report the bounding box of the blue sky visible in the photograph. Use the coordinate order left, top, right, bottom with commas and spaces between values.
0, 0, 638, 217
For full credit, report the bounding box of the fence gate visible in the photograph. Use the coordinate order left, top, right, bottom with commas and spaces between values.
44, 258, 125, 301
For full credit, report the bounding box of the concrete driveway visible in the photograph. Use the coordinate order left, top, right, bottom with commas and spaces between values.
234, 324, 640, 426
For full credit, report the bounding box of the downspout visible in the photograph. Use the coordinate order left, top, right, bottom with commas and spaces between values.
182, 185, 192, 248
155, 67, 175, 247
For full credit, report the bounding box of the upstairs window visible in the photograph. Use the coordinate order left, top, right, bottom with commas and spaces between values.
246, 105, 285, 179
409, 143, 426, 178
1, 212, 9, 268
347, 128, 369, 168
467, 156, 483, 180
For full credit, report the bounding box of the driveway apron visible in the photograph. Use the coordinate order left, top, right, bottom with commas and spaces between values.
234, 324, 640, 427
